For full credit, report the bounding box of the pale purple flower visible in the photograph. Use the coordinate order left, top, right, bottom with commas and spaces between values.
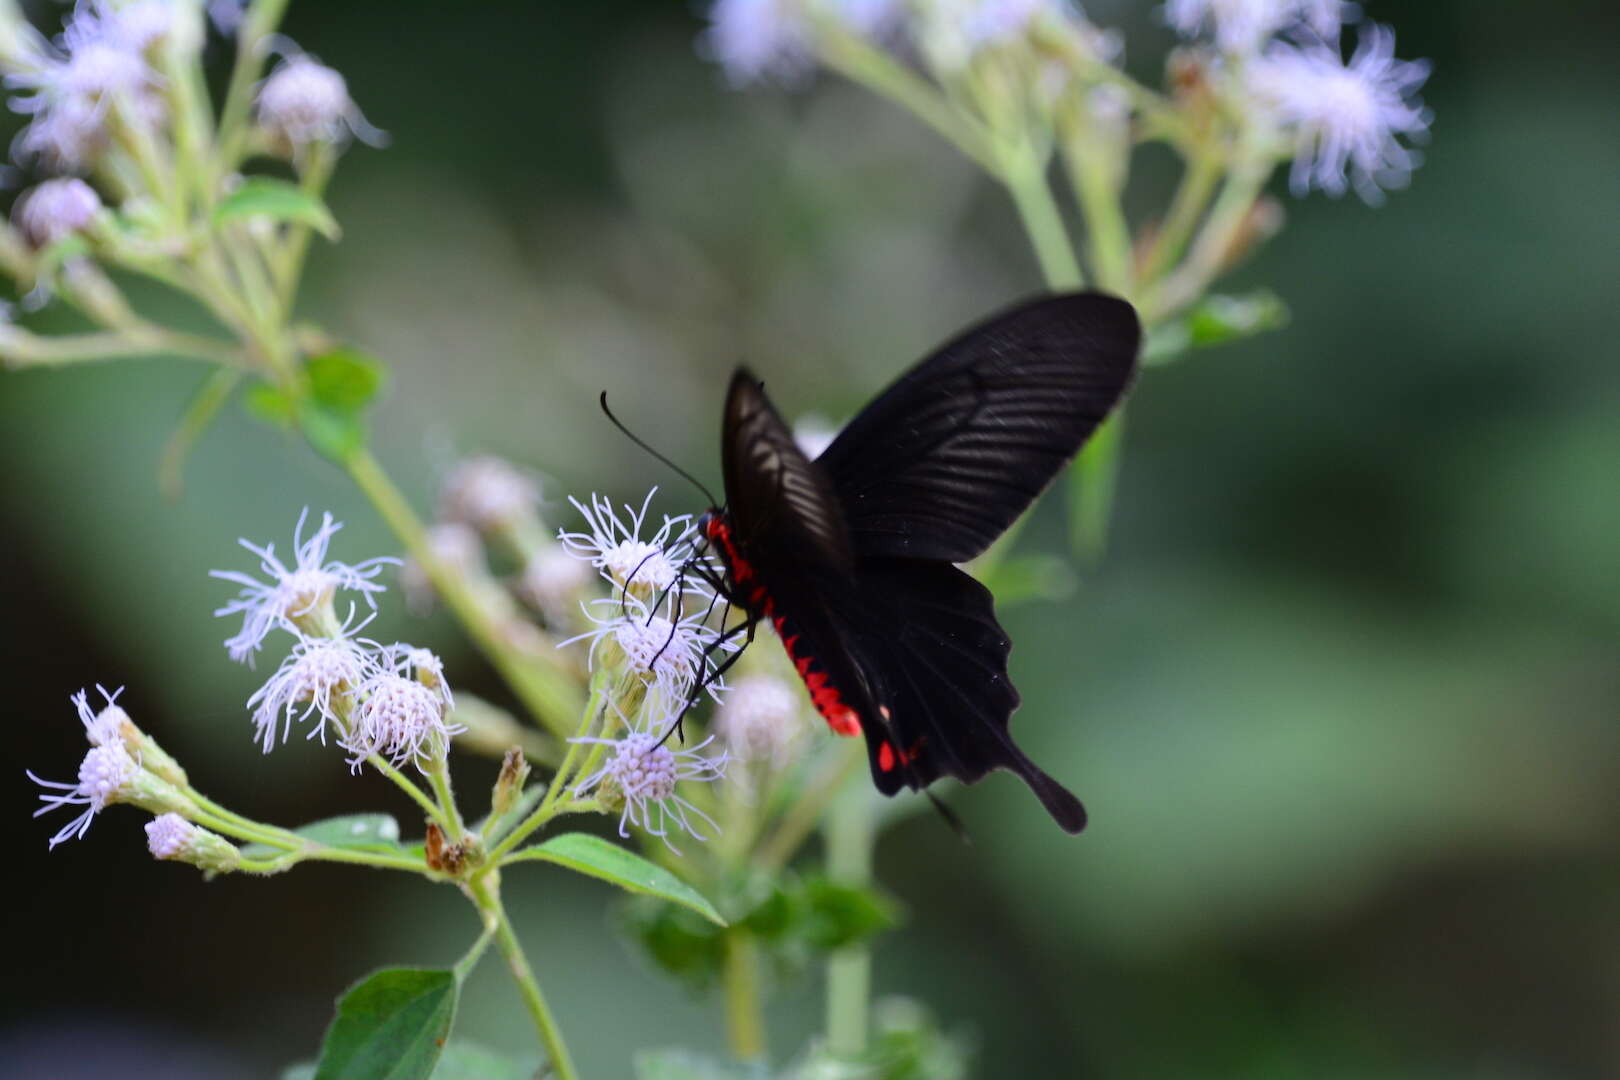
246, 620, 379, 751
519, 545, 595, 625
401, 521, 486, 612
703, 0, 902, 86
71, 684, 130, 747
571, 726, 729, 852
255, 53, 384, 150
342, 670, 463, 771
144, 812, 194, 859
439, 455, 541, 532
211, 509, 398, 665
1249, 23, 1430, 202
11, 177, 101, 248
379, 643, 454, 708
12, 93, 104, 170
28, 741, 137, 848
65, 1, 179, 56
559, 489, 709, 600
562, 596, 734, 703
713, 673, 805, 768
1164, 0, 1347, 54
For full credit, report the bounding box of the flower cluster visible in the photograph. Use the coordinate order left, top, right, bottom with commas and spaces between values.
571, 724, 729, 853
702, 0, 1430, 207
215, 511, 461, 771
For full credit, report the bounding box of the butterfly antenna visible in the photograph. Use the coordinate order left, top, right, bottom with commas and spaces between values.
599, 392, 720, 507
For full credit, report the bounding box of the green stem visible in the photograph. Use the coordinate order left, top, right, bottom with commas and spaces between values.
346, 448, 583, 737
818, 29, 996, 170
425, 754, 466, 840
757, 739, 865, 871
0, 326, 243, 369
1058, 113, 1133, 295
274, 144, 336, 315
470, 876, 578, 1080
1069, 408, 1126, 565
161, 368, 244, 500
367, 752, 451, 829
486, 674, 609, 866
1139, 151, 1222, 286
1000, 143, 1085, 289
824, 777, 875, 1057
214, 0, 291, 184
454, 922, 497, 983
724, 931, 768, 1062
1146, 156, 1272, 322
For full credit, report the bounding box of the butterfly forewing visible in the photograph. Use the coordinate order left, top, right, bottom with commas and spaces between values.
815, 293, 1140, 563
722, 368, 853, 571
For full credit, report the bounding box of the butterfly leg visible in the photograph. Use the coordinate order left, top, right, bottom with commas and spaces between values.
655, 614, 757, 749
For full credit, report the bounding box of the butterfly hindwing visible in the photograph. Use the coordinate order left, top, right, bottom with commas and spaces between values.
814, 293, 1140, 563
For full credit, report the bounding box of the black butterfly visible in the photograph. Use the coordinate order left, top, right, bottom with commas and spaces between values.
693, 292, 1140, 833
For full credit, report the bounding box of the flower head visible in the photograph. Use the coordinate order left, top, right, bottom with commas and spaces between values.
211, 509, 398, 666
144, 812, 194, 858
1249, 23, 1431, 202
563, 596, 734, 705
439, 455, 541, 533
255, 53, 384, 152
342, 668, 463, 771
12, 177, 102, 248
572, 725, 729, 852
713, 672, 805, 769
71, 684, 130, 747
519, 545, 595, 626
380, 642, 454, 707
28, 741, 137, 848
559, 489, 710, 602
1164, 0, 1345, 54
145, 813, 240, 871
246, 621, 379, 751
703, 0, 901, 86
12, 93, 105, 170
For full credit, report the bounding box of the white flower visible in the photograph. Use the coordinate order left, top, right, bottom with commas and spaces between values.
562, 596, 735, 704
559, 489, 710, 600
210, 509, 398, 666
439, 455, 541, 532
703, 0, 901, 86
713, 673, 805, 768
571, 726, 729, 852
401, 521, 486, 612
255, 53, 384, 150
144, 812, 194, 859
1249, 23, 1431, 202
246, 621, 379, 751
12, 93, 104, 170
11, 177, 101, 248
71, 684, 130, 747
65, 1, 179, 56
28, 741, 137, 848
342, 671, 463, 771
1164, 0, 1345, 54
379, 643, 454, 708
519, 545, 595, 625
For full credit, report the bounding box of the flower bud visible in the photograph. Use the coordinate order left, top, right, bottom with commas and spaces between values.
145, 813, 241, 872
491, 746, 532, 821
12, 179, 102, 249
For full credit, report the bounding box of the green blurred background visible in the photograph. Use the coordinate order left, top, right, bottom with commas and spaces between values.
3, 1, 1617, 1076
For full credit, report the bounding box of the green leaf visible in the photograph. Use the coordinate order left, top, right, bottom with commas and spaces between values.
507, 832, 726, 926
306, 348, 386, 414
216, 177, 340, 239
799, 876, 900, 950
242, 814, 405, 860
242, 381, 297, 425
312, 968, 457, 1080
1144, 290, 1290, 367
616, 897, 727, 992
300, 402, 366, 463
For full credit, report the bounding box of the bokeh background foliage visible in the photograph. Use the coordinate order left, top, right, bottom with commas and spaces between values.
3, 1, 1617, 1077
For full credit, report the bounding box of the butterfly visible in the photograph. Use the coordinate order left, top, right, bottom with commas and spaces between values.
692, 292, 1140, 833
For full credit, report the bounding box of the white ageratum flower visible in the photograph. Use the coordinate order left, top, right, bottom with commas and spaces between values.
559, 489, 709, 600
1164, 0, 1344, 54
28, 741, 138, 848
563, 597, 735, 703
255, 53, 384, 150
71, 684, 131, 748
519, 545, 595, 625
246, 622, 380, 752
342, 668, 464, 771
571, 726, 729, 852
12, 93, 104, 170
703, 0, 901, 86
713, 673, 805, 768
401, 521, 487, 612
210, 509, 398, 666
439, 455, 541, 532
11, 177, 102, 248
145, 813, 240, 871
1249, 23, 1431, 203
65, 0, 179, 57
380, 643, 454, 708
